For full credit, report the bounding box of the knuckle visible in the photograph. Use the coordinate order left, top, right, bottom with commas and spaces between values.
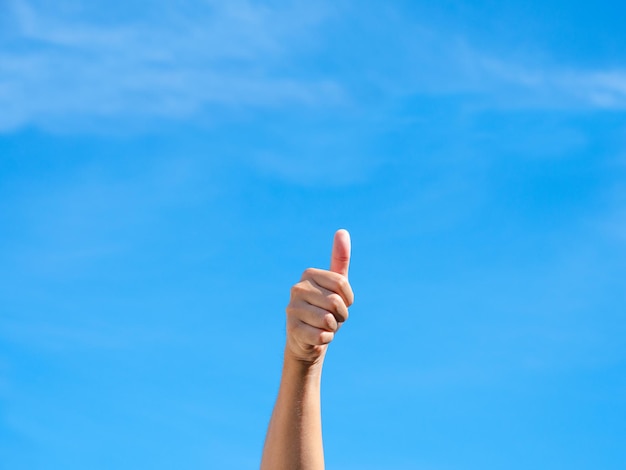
337, 275, 349, 291
286, 301, 306, 321
302, 267, 316, 279
319, 330, 334, 345
324, 313, 338, 332
290, 282, 307, 299
329, 293, 344, 312
329, 294, 348, 322
285, 303, 297, 317
337, 277, 354, 306
285, 317, 298, 334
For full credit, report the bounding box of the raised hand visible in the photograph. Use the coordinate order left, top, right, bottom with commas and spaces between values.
285, 229, 354, 364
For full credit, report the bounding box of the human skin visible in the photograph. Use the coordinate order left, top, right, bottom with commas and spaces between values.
260, 229, 354, 470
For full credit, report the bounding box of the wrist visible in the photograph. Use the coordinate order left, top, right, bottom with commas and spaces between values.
283, 348, 325, 380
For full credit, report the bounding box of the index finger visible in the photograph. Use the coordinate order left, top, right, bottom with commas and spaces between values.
301, 267, 354, 307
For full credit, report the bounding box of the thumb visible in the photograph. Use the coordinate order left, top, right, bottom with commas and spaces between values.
330, 229, 351, 277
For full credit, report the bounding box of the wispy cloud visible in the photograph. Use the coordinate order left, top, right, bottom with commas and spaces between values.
472, 55, 626, 109
0, 0, 341, 132
360, 12, 626, 110
2, 0, 625, 134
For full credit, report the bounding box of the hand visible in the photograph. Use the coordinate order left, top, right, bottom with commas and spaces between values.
285, 229, 355, 365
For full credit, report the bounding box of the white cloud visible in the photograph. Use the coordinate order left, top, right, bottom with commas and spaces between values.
372, 21, 626, 111
2, 0, 626, 134
475, 56, 626, 109
574, 71, 626, 108
335, 5, 626, 111
0, 0, 342, 132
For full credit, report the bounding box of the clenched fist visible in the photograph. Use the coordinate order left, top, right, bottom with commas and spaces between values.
285, 229, 354, 364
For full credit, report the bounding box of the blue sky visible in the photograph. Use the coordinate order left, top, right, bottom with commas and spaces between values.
1, 0, 625, 469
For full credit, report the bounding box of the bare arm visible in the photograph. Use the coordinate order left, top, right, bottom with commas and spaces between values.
261, 230, 354, 470
260, 353, 325, 470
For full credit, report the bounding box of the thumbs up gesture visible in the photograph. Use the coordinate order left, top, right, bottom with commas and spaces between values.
285, 230, 355, 365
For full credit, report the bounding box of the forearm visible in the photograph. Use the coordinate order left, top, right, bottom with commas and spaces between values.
260, 352, 325, 470
261, 229, 353, 469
